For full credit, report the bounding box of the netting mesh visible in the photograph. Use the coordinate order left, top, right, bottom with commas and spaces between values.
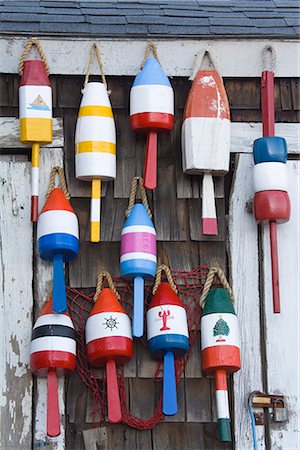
66, 265, 209, 430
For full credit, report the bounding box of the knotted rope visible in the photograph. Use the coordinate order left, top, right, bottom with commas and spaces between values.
125, 176, 152, 219
199, 266, 234, 309
189, 48, 220, 81
46, 166, 70, 200
262, 45, 276, 73
84, 43, 107, 90
140, 42, 161, 69
93, 271, 121, 302
18, 37, 49, 76
152, 264, 178, 295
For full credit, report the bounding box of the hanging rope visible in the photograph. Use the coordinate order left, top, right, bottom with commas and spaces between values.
140, 42, 161, 69
45, 166, 70, 200
125, 176, 152, 219
84, 43, 107, 89
93, 271, 121, 302
18, 37, 49, 76
199, 266, 234, 309
189, 48, 220, 81
152, 264, 178, 295
262, 45, 276, 73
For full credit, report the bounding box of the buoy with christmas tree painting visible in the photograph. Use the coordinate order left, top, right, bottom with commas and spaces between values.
130, 44, 174, 189
85, 274, 133, 423
30, 298, 76, 437
147, 266, 189, 415
200, 287, 241, 442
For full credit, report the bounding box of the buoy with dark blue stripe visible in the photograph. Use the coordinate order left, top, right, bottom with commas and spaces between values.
37, 188, 79, 313
130, 57, 174, 189
201, 288, 241, 442
253, 136, 290, 313
30, 299, 76, 437
120, 203, 157, 338
147, 282, 189, 415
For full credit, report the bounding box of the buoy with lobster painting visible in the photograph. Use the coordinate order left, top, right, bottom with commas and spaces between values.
85, 282, 133, 423
147, 270, 189, 416
130, 44, 174, 189
30, 299, 76, 437
182, 50, 230, 236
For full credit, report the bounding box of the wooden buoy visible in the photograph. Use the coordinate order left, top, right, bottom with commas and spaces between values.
37, 188, 79, 313
19, 41, 52, 222
30, 299, 76, 437
201, 288, 241, 442
182, 55, 230, 236
85, 288, 133, 423
147, 282, 189, 415
130, 55, 174, 189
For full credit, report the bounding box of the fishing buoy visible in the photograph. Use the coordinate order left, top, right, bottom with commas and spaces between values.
75, 44, 116, 243
253, 137, 290, 313
30, 299, 76, 437
201, 288, 241, 442
130, 51, 174, 190
38, 187, 79, 313
85, 286, 133, 423
120, 177, 156, 337
19, 38, 52, 222
182, 51, 230, 236
147, 280, 189, 415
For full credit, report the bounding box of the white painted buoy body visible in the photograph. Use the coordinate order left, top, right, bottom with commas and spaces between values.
253, 162, 288, 193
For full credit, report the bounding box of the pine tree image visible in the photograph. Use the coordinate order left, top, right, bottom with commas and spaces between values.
213, 317, 230, 342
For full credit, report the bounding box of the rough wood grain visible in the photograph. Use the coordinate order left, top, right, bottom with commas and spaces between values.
185, 378, 212, 423
189, 198, 225, 242
0, 159, 32, 450
280, 79, 292, 111
291, 79, 300, 110
262, 160, 299, 449
228, 153, 265, 449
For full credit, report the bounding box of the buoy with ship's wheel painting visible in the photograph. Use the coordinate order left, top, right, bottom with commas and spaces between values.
85, 276, 133, 423
182, 50, 230, 236
30, 298, 76, 437
19, 38, 52, 222
147, 267, 189, 416
37, 178, 79, 313
200, 287, 241, 442
130, 43, 174, 189
75, 44, 116, 242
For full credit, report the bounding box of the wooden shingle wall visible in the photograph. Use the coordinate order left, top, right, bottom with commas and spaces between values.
0, 74, 299, 450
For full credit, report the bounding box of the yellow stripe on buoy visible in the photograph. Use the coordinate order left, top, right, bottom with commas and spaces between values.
90, 179, 101, 243
78, 106, 113, 118
20, 118, 52, 144
75, 141, 116, 155
32, 143, 40, 167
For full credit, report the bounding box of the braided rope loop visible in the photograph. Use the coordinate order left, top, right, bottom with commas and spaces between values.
262, 46, 276, 73
125, 176, 152, 219
199, 266, 234, 309
140, 42, 161, 69
93, 271, 121, 302
152, 264, 178, 295
46, 166, 70, 200
19, 37, 49, 76
84, 43, 107, 90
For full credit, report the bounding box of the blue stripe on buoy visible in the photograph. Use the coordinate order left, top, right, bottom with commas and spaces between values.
253, 136, 287, 164
124, 203, 155, 228
133, 57, 171, 87
38, 233, 79, 262
148, 334, 189, 359
120, 259, 156, 278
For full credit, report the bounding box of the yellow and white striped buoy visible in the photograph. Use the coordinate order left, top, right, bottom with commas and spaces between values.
75, 81, 116, 242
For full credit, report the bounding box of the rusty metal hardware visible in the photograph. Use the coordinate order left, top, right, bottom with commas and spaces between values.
250, 391, 288, 425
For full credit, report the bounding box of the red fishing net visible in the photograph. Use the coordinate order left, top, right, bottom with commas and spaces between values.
66, 265, 209, 430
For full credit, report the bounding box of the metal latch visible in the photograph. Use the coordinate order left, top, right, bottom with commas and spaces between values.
250, 391, 288, 424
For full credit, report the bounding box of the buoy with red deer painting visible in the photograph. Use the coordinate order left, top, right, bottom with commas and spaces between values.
201, 288, 241, 442
130, 56, 174, 189
147, 282, 189, 415
182, 51, 230, 236
19, 39, 52, 222
30, 299, 76, 437
37, 188, 79, 313
120, 203, 157, 338
85, 287, 133, 423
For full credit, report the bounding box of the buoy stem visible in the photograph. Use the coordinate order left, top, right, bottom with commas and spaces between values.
47, 370, 60, 437
53, 254, 67, 313
269, 221, 280, 313
162, 351, 177, 416
144, 131, 157, 190
215, 369, 231, 442
91, 179, 101, 243
106, 360, 122, 423
133, 276, 144, 338
261, 70, 275, 137
202, 173, 218, 235
31, 143, 40, 222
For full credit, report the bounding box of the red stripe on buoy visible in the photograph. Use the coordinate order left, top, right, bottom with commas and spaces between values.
270, 221, 280, 313
41, 188, 74, 213
86, 336, 133, 367
20, 60, 50, 86
130, 112, 174, 133
215, 369, 227, 390
31, 196, 39, 222
202, 346, 241, 374
90, 288, 126, 315
202, 218, 218, 236
47, 370, 60, 437
261, 70, 275, 137
30, 350, 76, 374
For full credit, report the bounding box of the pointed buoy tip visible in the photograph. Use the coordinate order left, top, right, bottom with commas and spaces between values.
202, 218, 218, 236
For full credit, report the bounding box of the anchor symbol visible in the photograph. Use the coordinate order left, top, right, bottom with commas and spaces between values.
158, 309, 171, 331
